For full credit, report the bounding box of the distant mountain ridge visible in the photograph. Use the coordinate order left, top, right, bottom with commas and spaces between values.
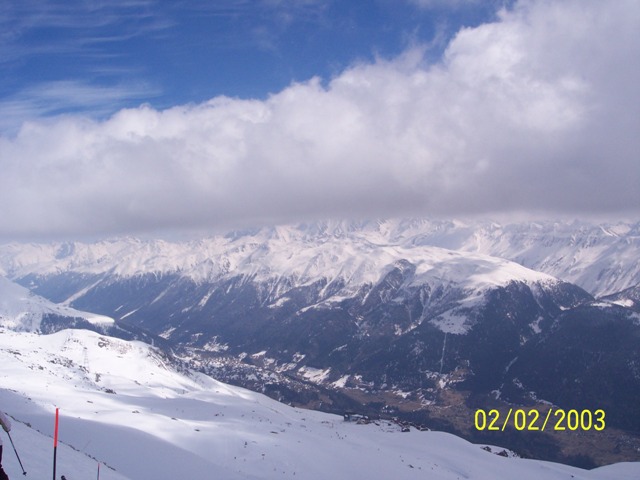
0, 222, 583, 344
1, 218, 638, 296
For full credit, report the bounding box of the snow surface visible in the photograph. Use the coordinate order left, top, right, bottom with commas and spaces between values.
1, 218, 637, 297
0, 275, 114, 331
0, 226, 558, 305
0, 327, 638, 480
371, 218, 640, 297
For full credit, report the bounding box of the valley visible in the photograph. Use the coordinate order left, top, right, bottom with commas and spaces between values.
1, 218, 639, 471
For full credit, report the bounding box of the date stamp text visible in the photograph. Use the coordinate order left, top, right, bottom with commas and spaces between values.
474, 408, 605, 432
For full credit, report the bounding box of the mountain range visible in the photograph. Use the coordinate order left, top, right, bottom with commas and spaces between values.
1, 218, 639, 468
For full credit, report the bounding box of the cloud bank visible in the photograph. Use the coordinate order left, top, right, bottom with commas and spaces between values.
1, 0, 638, 239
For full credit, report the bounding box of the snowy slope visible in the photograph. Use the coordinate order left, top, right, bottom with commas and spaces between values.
603, 283, 640, 312
0, 230, 579, 348
0, 406, 130, 480
1, 328, 638, 480
357, 219, 640, 297
0, 275, 114, 331
0, 228, 558, 298
442, 221, 639, 297
1, 218, 637, 297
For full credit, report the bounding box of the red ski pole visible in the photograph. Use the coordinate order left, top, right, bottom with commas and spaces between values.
52, 408, 59, 480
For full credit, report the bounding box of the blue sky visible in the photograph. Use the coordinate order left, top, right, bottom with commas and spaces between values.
0, 0, 638, 240
1, 0, 502, 125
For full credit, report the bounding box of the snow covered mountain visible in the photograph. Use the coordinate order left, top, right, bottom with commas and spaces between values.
0, 274, 114, 332
0, 219, 638, 466
0, 228, 593, 402
602, 284, 640, 312
1, 326, 638, 480
1, 218, 638, 297
384, 219, 640, 297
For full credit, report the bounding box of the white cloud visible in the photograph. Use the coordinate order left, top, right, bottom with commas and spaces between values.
0, 0, 638, 239
0, 80, 160, 133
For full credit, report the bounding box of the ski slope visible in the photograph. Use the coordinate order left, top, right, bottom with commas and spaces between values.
0, 275, 113, 331
0, 328, 638, 480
